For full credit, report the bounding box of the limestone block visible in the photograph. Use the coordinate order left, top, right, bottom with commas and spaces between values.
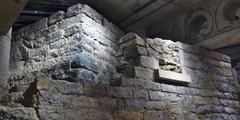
144, 111, 165, 120
125, 99, 146, 110
48, 80, 84, 95
155, 69, 191, 84
37, 80, 50, 91
66, 3, 83, 17
192, 96, 219, 105
84, 84, 106, 97
64, 25, 82, 37
134, 67, 154, 81
80, 4, 103, 24
115, 110, 143, 120
120, 78, 161, 91
108, 87, 132, 99
120, 33, 145, 46
149, 91, 182, 101
140, 56, 159, 70
0, 106, 38, 120
132, 88, 148, 100
48, 11, 66, 26
219, 61, 232, 68
146, 102, 167, 110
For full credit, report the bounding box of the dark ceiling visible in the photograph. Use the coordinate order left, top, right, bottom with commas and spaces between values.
14, 0, 203, 32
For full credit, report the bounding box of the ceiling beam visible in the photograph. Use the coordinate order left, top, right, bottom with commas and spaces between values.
119, 0, 174, 28
196, 27, 240, 50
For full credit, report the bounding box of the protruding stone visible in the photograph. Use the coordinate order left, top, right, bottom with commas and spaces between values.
155, 69, 191, 84
135, 67, 154, 81
140, 56, 159, 70
48, 11, 66, 25
120, 33, 145, 46
66, 3, 83, 17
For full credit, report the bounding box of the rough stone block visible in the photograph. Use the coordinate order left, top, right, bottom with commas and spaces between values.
134, 67, 154, 81
120, 33, 145, 46
81, 4, 103, 24
66, 3, 83, 17
192, 96, 219, 105
49, 80, 84, 95
161, 84, 186, 94
0, 106, 38, 120
48, 11, 66, 25
132, 88, 148, 100
146, 102, 167, 110
70, 69, 97, 83
140, 56, 159, 70
115, 110, 144, 120
84, 84, 106, 96
37, 79, 50, 91
125, 99, 146, 110
121, 78, 161, 91
144, 111, 164, 120
64, 25, 82, 37
219, 61, 232, 68
149, 91, 182, 101
108, 87, 132, 99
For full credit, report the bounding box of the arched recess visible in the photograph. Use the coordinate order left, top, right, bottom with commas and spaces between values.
185, 8, 214, 43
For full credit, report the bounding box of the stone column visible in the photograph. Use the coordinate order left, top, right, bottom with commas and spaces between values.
0, 28, 11, 88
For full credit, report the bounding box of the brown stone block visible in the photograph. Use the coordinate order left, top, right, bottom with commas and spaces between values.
84, 84, 106, 97
115, 110, 144, 120
108, 87, 132, 99
120, 78, 161, 91
37, 80, 50, 91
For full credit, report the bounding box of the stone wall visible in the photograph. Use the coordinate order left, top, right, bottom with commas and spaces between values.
9, 3, 124, 89
3, 3, 240, 120
4, 33, 240, 120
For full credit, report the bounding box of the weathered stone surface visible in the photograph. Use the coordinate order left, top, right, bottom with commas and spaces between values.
66, 3, 83, 17
108, 87, 132, 99
10, 3, 123, 85
134, 67, 154, 81
70, 69, 97, 83
140, 56, 159, 70
48, 11, 66, 25
120, 33, 145, 46
0, 106, 38, 120
115, 110, 144, 120
7, 3, 240, 120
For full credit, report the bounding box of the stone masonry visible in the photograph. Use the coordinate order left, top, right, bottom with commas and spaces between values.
9, 3, 124, 90
0, 3, 239, 120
